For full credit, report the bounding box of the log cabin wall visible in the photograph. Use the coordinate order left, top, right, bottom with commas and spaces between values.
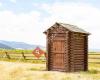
44, 22, 89, 72
69, 33, 87, 71
84, 36, 88, 71
46, 24, 69, 71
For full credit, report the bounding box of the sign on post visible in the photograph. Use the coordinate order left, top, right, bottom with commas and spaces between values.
32, 47, 45, 59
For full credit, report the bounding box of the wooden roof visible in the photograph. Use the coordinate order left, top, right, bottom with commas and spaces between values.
44, 22, 90, 35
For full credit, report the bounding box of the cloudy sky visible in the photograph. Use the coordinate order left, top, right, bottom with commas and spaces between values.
0, 0, 100, 49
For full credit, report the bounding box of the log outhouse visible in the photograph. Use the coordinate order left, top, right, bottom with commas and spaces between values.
43, 22, 90, 72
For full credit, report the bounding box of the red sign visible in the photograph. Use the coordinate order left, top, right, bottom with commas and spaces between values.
32, 47, 45, 59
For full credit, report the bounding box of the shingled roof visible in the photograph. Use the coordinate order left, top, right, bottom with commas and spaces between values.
44, 22, 90, 35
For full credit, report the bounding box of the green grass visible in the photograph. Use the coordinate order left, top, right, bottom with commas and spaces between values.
87, 69, 99, 74
29, 66, 46, 71
0, 50, 100, 65
0, 49, 33, 54
0, 49, 46, 63
0, 58, 46, 64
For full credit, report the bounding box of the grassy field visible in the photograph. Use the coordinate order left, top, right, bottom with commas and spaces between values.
0, 49, 46, 62
0, 61, 99, 80
0, 50, 99, 80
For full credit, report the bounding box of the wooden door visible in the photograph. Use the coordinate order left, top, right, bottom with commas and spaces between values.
51, 39, 65, 71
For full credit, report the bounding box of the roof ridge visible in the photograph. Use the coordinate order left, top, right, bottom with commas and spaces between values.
57, 22, 90, 34
58, 22, 74, 26
44, 22, 90, 35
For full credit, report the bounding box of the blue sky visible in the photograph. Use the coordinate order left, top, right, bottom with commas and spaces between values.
0, 0, 100, 49
0, 0, 100, 13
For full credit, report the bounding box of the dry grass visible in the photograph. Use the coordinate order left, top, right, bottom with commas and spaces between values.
0, 52, 99, 80
0, 61, 99, 80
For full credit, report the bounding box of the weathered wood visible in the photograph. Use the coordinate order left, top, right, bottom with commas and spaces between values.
22, 52, 26, 59
5, 52, 11, 59
84, 36, 88, 71
44, 22, 89, 72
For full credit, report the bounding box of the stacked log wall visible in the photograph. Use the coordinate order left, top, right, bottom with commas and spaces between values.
70, 33, 87, 71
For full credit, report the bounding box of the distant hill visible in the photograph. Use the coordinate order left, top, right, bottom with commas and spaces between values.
89, 49, 100, 52
0, 40, 99, 52
0, 40, 45, 50
0, 43, 13, 49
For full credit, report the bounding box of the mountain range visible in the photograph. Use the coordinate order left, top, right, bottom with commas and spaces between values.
0, 40, 99, 52
0, 40, 45, 50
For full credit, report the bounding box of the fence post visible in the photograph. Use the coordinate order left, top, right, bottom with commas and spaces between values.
5, 52, 11, 59
22, 52, 26, 59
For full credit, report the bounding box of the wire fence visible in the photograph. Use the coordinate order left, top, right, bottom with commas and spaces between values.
0, 51, 46, 60
0, 52, 100, 64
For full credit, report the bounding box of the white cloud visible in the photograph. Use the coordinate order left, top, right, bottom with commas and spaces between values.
0, 2, 2, 6
0, 2, 100, 49
39, 2, 100, 49
10, 0, 16, 3
0, 10, 42, 45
